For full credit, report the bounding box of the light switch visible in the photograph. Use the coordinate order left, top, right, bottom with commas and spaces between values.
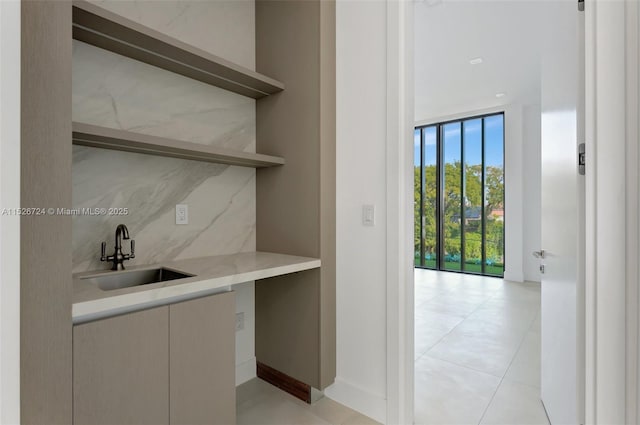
176, 204, 188, 225
362, 205, 375, 226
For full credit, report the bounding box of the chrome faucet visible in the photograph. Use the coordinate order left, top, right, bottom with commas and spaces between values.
101, 224, 135, 270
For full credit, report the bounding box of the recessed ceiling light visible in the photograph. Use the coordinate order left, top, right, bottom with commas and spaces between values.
495, 92, 506, 98
469, 57, 483, 65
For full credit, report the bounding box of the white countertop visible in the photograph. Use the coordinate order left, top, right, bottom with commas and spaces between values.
72, 251, 321, 324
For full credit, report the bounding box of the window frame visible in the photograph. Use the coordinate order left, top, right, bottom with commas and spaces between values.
415, 111, 505, 277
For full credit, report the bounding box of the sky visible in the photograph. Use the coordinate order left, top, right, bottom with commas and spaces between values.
413, 114, 504, 168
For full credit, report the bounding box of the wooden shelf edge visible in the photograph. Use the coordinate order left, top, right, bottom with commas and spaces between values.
72, 0, 284, 99
72, 122, 285, 168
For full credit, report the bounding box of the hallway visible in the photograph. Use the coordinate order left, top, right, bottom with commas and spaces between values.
414, 269, 549, 425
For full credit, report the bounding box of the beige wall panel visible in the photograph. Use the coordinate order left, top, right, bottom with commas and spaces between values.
255, 271, 321, 388
21, 1, 73, 422
319, 0, 337, 390
256, 0, 321, 258
255, 0, 336, 391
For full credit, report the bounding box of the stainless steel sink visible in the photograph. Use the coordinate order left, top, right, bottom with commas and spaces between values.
81, 267, 194, 291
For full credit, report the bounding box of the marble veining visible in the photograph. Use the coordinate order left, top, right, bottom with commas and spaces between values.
87, 0, 256, 70
72, 148, 256, 272
72, 2, 257, 273
72, 41, 256, 151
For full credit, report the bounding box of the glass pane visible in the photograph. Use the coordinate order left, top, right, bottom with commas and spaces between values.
484, 115, 505, 276
463, 119, 483, 273
443, 122, 462, 271
422, 126, 437, 269
414, 129, 421, 266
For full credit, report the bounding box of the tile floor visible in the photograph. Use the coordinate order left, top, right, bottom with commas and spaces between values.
236, 269, 548, 425
237, 378, 380, 425
414, 269, 549, 425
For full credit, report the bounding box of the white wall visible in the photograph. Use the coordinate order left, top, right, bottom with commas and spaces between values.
330, 3, 542, 421
504, 104, 524, 283
325, 0, 388, 422
0, 0, 21, 422
523, 103, 542, 282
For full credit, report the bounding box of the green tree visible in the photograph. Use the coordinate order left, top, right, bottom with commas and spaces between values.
465, 164, 482, 207
414, 166, 421, 261
414, 165, 438, 263
414, 160, 504, 269
485, 165, 504, 214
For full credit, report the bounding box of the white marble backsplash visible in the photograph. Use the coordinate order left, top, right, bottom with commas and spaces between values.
72, 4, 256, 273
87, 0, 255, 70
72, 41, 255, 152
72, 147, 256, 272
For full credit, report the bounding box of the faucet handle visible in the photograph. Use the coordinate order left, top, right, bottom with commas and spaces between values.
129, 239, 135, 259
100, 242, 107, 261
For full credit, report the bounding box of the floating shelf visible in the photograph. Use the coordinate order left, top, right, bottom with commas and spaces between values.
72, 0, 284, 99
72, 122, 285, 168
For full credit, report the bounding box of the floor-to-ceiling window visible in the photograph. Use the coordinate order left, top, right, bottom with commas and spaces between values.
414, 112, 504, 277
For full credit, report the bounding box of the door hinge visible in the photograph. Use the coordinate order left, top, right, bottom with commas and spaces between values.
578, 0, 584, 11
578, 143, 585, 175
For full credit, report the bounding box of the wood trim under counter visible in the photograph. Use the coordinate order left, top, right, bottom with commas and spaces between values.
257, 361, 311, 404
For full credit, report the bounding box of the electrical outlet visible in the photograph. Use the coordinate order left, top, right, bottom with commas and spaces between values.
176, 204, 188, 225
235, 312, 244, 332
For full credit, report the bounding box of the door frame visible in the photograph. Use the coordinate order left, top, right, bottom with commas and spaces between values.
584, 1, 640, 423
0, 0, 21, 422
390, 1, 640, 424
385, 0, 414, 423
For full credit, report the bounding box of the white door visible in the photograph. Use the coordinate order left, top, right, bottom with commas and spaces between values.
539, 2, 582, 425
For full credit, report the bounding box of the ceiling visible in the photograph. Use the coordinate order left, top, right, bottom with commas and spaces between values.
414, 0, 546, 122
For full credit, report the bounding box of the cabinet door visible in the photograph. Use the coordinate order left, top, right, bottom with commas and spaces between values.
170, 291, 236, 425
73, 306, 169, 425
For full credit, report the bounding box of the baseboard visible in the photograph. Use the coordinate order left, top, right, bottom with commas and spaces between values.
236, 357, 256, 386
523, 278, 542, 284
504, 270, 524, 283
324, 377, 386, 424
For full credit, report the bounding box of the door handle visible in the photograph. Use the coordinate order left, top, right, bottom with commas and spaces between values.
532, 250, 545, 259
